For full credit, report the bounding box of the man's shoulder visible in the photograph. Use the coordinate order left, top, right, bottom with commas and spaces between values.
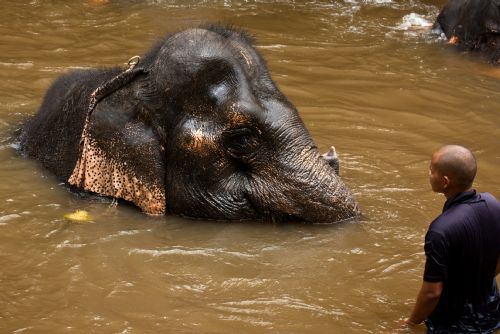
431, 204, 471, 225
428, 206, 473, 237
428, 191, 500, 235
478, 192, 500, 208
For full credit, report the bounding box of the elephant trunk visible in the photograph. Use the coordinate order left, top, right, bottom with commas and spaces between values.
247, 146, 360, 224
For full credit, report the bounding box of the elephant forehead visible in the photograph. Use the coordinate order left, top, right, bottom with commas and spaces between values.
177, 119, 219, 153
235, 98, 297, 127
223, 98, 298, 130
208, 82, 232, 106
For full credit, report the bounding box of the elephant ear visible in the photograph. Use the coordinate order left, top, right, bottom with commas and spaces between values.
68, 77, 166, 215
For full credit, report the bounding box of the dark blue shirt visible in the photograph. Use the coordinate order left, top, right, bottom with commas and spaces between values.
423, 190, 500, 332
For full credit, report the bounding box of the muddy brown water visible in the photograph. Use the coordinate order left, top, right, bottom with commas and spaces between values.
0, 1, 499, 333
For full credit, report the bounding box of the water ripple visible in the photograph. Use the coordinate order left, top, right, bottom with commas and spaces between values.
128, 246, 256, 258
0, 213, 21, 224
216, 296, 345, 317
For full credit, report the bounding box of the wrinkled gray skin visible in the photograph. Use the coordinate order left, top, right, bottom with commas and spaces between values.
20, 25, 360, 223
433, 0, 500, 64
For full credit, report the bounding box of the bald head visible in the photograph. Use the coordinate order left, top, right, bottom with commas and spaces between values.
432, 145, 477, 189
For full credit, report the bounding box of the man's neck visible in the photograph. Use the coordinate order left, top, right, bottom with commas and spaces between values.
443, 187, 472, 199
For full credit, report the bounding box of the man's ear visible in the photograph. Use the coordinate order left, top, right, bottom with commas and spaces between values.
442, 175, 451, 190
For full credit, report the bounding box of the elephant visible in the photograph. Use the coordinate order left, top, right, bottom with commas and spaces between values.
433, 0, 500, 64
19, 25, 360, 223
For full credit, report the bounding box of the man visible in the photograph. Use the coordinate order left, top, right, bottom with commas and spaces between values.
406, 145, 500, 333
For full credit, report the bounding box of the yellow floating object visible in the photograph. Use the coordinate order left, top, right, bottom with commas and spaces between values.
64, 210, 93, 223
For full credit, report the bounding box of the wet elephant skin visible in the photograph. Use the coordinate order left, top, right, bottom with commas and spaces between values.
19, 25, 360, 223
434, 0, 500, 64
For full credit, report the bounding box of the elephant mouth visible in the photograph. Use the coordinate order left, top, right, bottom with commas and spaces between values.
266, 212, 304, 224
239, 191, 299, 223
263, 210, 358, 224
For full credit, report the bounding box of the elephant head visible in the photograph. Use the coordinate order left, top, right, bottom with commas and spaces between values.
20, 25, 360, 223
434, 0, 500, 63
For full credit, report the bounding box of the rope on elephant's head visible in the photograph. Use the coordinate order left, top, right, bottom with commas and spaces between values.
127, 55, 141, 69
78, 56, 148, 147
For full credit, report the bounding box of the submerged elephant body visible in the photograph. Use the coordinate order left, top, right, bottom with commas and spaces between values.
434, 0, 500, 64
20, 25, 360, 223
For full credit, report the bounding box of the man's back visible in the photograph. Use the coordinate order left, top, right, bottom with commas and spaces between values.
424, 191, 500, 330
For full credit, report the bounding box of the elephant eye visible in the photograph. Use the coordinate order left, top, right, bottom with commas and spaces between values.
223, 127, 260, 157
